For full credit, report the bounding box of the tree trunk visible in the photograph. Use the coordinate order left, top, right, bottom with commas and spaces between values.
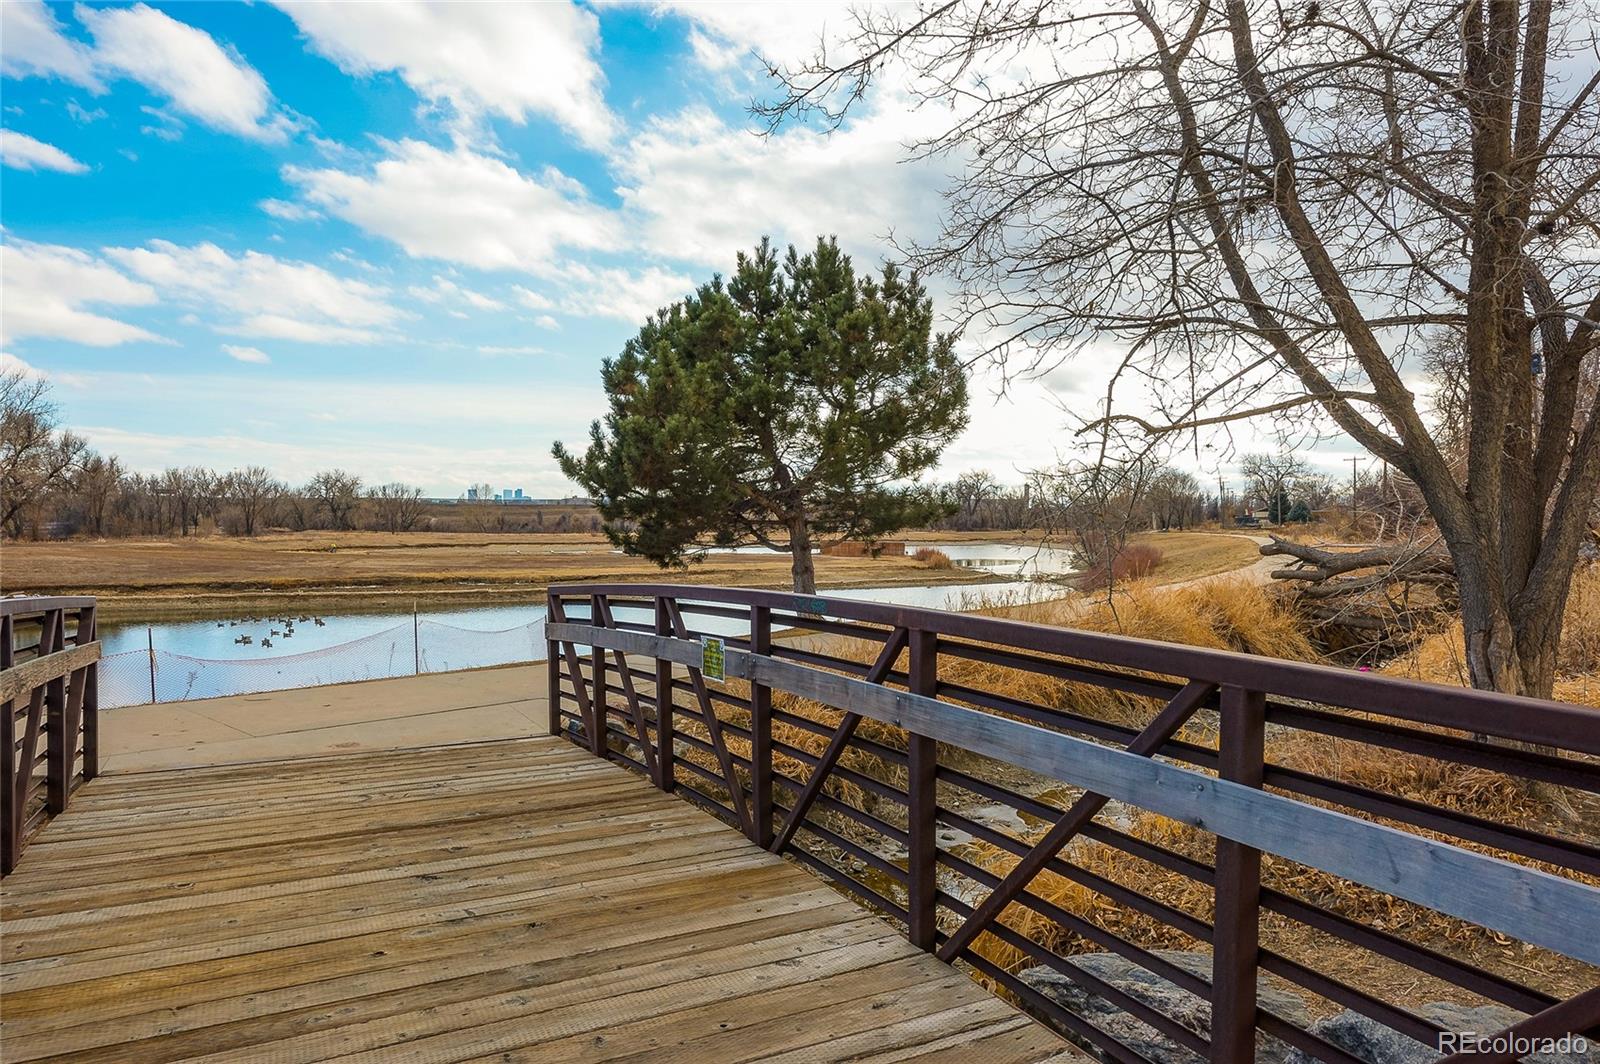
788, 513, 816, 595
1459, 567, 1566, 699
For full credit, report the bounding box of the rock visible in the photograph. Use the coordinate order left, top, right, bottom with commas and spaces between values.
1286, 1002, 1599, 1064
1019, 950, 1311, 1064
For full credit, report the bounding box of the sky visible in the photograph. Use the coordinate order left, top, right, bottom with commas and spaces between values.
0, 1, 1360, 498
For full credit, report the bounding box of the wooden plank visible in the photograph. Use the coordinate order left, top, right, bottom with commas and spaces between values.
0, 641, 99, 706
1, 736, 1064, 1064
550, 622, 1600, 967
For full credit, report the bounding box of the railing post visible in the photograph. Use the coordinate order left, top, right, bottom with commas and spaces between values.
44, 609, 68, 815
654, 597, 675, 792
906, 627, 939, 951
1211, 684, 1265, 1063
589, 595, 607, 758
79, 605, 98, 782
1, 612, 15, 875
545, 592, 561, 737
750, 605, 773, 848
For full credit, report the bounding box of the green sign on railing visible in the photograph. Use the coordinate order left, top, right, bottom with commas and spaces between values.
700, 636, 726, 682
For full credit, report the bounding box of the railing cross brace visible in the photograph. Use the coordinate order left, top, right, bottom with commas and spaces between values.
769, 626, 909, 854
936, 679, 1218, 963
593, 595, 661, 785
663, 598, 754, 836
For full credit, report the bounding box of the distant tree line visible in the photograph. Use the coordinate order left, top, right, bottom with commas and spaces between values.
1, 368, 601, 539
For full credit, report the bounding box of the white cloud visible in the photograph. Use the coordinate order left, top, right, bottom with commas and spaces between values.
66, 100, 107, 123
511, 285, 555, 311
77, 3, 294, 142
105, 240, 406, 345
0, 129, 88, 173
613, 103, 951, 269
222, 344, 270, 364
476, 344, 548, 357
272, 1, 614, 147
0, 1, 101, 89
0, 353, 48, 380
408, 275, 505, 312
0, 238, 161, 346
259, 198, 321, 222
658, 3, 856, 72
58, 370, 607, 493
551, 263, 693, 323
285, 140, 620, 271
533, 314, 560, 330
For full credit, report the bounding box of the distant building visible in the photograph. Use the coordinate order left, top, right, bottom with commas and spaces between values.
513, 488, 524, 499
466, 487, 479, 501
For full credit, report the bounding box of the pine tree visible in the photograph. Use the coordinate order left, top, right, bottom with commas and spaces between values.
554, 237, 968, 594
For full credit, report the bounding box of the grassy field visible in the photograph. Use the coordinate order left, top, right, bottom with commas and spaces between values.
0, 530, 985, 619
0, 528, 1264, 620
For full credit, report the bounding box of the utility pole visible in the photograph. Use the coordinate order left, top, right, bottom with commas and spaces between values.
1348, 456, 1360, 531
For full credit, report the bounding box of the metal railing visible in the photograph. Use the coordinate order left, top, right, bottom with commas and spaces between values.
2, 596, 100, 874
546, 583, 1600, 1063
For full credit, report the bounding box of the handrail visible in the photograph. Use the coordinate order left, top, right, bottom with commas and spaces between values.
546, 582, 1600, 1063
2, 596, 100, 875
549, 582, 1600, 753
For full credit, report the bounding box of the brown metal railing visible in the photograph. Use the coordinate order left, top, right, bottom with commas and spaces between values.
2, 596, 101, 875
547, 583, 1600, 1063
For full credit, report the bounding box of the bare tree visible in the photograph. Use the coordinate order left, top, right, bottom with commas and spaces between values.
1146, 466, 1205, 530
951, 469, 999, 527
226, 466, 283, 537
75, 454, 122, 537
1035, 456, 1156, 602
307, 469, 364, 531
1, 370, 86, 537
763, 0, 1600, 696
366, 483, 427, 533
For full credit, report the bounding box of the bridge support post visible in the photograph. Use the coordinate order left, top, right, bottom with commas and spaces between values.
545, 594, 561, 738
750, 606, 773, 847
79, 604, 98, 782
654, 598, 675, 792
43, 610, 68, 816
1211, 684, 1265, 1063
906, 628, 938, 951
588, 596, 606, 758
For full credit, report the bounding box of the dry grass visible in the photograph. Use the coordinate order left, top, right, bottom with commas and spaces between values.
1122, 531, 1261, 582
3, 530, 988, 619
913, 548, 955, 569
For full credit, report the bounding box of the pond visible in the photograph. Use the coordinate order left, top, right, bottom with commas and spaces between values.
97, 578, 1064, 708
699, 541, 1081, 577
908, 542, 1081, 577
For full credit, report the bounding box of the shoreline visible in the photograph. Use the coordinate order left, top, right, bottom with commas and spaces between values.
84, 567, 1018, 624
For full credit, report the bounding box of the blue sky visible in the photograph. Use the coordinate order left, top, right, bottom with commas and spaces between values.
3, 0, 1045, 498
1, 1, 1359, 497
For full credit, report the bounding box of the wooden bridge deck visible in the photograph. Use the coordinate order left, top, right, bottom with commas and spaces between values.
0, 737, 1073, 1063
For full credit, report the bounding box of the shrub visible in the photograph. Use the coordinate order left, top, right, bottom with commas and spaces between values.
1111, 543, 1163, 581
913, 547, 953, 569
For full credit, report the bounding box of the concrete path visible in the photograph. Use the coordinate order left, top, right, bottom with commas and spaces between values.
99, 666, 545, 772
